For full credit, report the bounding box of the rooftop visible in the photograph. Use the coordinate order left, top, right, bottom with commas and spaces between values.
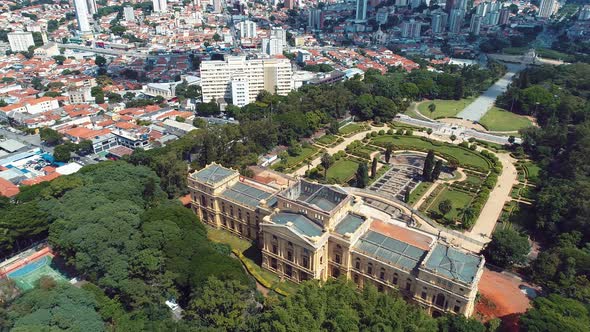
334, 213, 365, 236
424, 244, 482, 285
282, 180, 349, 213
221, 181, 275, 209
370, 220, 433, 251
354, 230, 427, 271
271, 212, 324, 238
191, 164, 237, 185
0, 139, 26, 153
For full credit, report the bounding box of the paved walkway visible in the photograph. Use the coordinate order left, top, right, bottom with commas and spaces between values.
456, 64, 524, 122
466, 152, 517, 243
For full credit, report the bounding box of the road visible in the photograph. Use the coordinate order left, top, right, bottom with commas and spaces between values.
0, 127, 44, 149
456, 63, 524, 122
58, 43, 149, 58
396, 114, 521, 145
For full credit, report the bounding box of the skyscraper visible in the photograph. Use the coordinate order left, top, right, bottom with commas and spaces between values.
308, 9, 323, 30
238, 20, 257, 38
401, 19, 422, 38
262, 37, 284, 56
470, 14, 483, 35
153, 0, 168, 13
86, 0, 97, 15
539, 0, 556, 18
498, 8, 510, 25
284, 0, 294, 10
73, 0, 91, 32
448, 9, 464, 33
431, 11, 448, 34
356, 0, 368, 22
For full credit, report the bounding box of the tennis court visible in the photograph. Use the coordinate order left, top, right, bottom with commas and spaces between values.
7, 255, 67, 291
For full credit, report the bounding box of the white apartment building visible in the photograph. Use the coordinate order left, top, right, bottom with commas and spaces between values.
200, 56, 293, 106
539, 0, 557, 18
238, 20, 257, 39
124, 6, 135, 21
73, 0, 91, 32
262, 37, 284, 56
153, 0, 168, 13
7, 32, 34, 52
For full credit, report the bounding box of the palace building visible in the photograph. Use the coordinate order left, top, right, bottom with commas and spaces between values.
188, 163, 485, 317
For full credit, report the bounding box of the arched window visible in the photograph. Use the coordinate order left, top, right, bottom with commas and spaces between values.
367, 263, 373, 275
392, 273, 398, 285
435, 294, 446, 308
332, 267, 340, 278
379, 268, 385, 280
355, 258, 361, 270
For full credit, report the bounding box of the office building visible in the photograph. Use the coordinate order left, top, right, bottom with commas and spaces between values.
448, 9, 464, 33
7, 31, 35, 52
285, 0, 295, 10
124, 6, 135, 21
262, 37, 284, 56
401, 20, 422, 38
86, 0, 97, 15
445, 0, 455, 12
238, 20, 257, 38
356, 0, 368, 22
189, 163, 485, 318
200, 56, 293, 105
470, 14, 483, 35
153, 0, 168, 13
539, 0, 556, 18
73, 0, 91, 32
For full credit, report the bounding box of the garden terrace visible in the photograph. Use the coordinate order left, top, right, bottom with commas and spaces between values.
370, 135, 493, 171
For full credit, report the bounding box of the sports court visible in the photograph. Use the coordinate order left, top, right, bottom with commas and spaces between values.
5, 254, 68, 291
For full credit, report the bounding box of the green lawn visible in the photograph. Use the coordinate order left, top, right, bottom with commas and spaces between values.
371, 135, 491, 170
502, 47, 528, 55
326, 159, 359, 183
464, 174, 484, 187
315, 134, 338, 146
418, 98, 475, 119
339, 123, 365, 136
522, 162, 540, 183
271, 146, 318, 170
207, 227, 299, 296
408, 181, 432, 206
427, 187, 474, 221
479, 107, 533, 132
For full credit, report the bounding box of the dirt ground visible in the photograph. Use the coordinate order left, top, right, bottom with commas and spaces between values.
475, 268, 538, 331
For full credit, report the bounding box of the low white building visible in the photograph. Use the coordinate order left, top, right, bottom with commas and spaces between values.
8, 31, 34, 52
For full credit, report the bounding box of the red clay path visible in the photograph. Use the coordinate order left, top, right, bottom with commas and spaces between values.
476, 268, 535, 331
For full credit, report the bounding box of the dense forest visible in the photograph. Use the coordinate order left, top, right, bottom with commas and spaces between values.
497, 63, 590, 329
